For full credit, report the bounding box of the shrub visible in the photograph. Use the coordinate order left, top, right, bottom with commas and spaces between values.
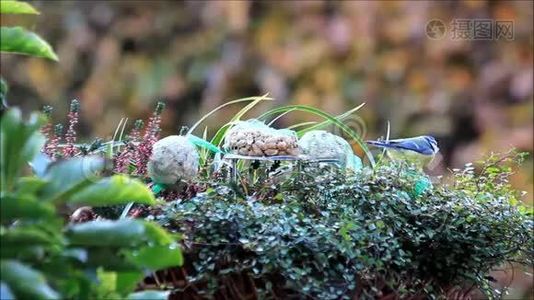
0, 108, 183, 300
148, 156, 532, 299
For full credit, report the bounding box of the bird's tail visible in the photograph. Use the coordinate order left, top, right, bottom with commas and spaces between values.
366, 140, 391, 148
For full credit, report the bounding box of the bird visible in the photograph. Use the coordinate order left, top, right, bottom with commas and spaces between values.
366, 135, 439, 168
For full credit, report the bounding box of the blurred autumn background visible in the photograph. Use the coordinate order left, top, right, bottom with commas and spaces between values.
1, 0, 533, 298
2, 2, 533, 196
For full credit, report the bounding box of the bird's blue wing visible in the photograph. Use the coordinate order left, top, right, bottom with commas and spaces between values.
387, 137, 435, 155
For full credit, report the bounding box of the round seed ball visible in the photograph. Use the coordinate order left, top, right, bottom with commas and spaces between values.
147, 135, 199, 184
298, 130, 352, 162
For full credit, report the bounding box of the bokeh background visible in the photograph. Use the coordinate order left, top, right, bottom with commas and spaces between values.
1, 1, 533, 298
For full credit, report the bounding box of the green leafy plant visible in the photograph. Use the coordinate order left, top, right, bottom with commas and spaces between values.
148, 156, 532, 300
0, 0, 58, 109
28, 96, 533, 299
0, 1, 58, 61
0, 108, 183, 299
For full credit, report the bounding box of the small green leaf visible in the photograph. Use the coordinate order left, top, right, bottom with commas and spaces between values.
30, 152, 52, 178
0, 194, 55, 221
15, 176, 48, 195
96, 268, 116, 295
210, 123, 232, 147
1, 226, 58, 247
127, 243, 183, 269
68, 175, 156, 207
142, 221, 176, 245
0, 260, 60, 300
85, 248, 139, 271
0, 27, 58, 61
66, 220, 147, 247
66, 220, 175, 248
115, 272, 144, 295
40, 156, 105, 202
127, 290, 170, 300
0, 1, 40, 15
0, 108, 45, 192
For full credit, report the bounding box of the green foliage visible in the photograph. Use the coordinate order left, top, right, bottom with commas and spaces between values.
1, 260, 59, 299
0, 0, 39, 15
1, 108, 45, 192
0, 0, 59, 61
0, 108, 183, 299
0, 1, 58, 109
0, 26, 59, 60
6, 94, 530, 299
68, 175, 157, 206
0, 0, 56, 60
450, 151, 529, 206
155, 156, 532, 299
39, 156, 105, 202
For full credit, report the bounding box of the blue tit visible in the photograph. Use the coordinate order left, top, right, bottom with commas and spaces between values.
366, 135, 439, 168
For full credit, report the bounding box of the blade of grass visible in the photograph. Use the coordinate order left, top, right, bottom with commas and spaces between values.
210, 94, 272, 146
297, 102, 366, 135
259, 102, 365, 136
233, 93, 271, 122
109, 118, 125, 159
375, 121, 391, 166
287, 121, 318, 130
385, 121, 391, 142
187, 94, 272, 136
120, 202, 134, 219
267, 108, 297, 126
112, 118, 124, 141
211, 123, 233, 147
116, 118, 128, 152
201, 126, 209, 163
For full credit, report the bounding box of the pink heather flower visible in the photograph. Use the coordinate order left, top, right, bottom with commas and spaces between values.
114, 144, 134, 174
113, 119, 144, 174
63, 99, 80, 157
47, 124, 63, 159
134, 102, 165, 176
128, 207, 145, 218
129, 119, 144, 143
41, 105, 54, 156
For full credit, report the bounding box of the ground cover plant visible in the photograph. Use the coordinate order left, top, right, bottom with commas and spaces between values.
13, 95, 531, 300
